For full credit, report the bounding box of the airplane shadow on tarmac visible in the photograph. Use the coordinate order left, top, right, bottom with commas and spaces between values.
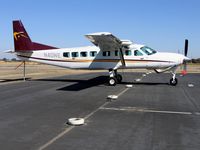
34, 76, 169, 91
0, 78, 31, 83
34, 76, 109, 91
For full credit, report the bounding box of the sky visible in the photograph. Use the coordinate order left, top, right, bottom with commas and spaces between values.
0, 0, 200, 59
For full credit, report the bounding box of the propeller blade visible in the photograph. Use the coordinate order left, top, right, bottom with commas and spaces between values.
184, 39, 188, 56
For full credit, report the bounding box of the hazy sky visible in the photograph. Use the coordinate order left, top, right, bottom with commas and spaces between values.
0, 0, 200, 58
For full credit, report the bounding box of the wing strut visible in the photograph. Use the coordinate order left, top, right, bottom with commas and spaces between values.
85, 32, 128, 67
119, 47, 126, 67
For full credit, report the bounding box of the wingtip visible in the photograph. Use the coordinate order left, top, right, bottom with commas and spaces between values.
85, 32, 112, 36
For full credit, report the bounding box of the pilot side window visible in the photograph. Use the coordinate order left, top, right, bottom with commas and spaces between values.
125, 50, 132, 56
90, 51, 97, 57
63, 52, 70, 57
71, 52, 79, 57
102, 51, 111, 57
80, 51, 87, 57
134, 50, 143, 56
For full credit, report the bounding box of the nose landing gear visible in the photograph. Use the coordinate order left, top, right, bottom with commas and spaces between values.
169, 68, 178, 86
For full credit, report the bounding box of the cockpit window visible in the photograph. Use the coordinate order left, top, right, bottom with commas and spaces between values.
140, 46, 157, 55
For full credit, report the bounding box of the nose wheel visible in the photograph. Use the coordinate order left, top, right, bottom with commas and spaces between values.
169, 69, 178, 86
169, 78, 178, 86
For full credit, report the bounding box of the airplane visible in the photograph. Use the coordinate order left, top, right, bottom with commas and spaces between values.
11, 20, 190, 86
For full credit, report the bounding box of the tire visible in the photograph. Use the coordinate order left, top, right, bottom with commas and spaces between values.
68, 118, 85, 126
169, 78, 178, 86
116, 74, 122, 83
108, 77, 117, 86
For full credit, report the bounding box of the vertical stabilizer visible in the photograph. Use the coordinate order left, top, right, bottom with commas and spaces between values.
13, 20, 32, 51
13, 20, 58, 51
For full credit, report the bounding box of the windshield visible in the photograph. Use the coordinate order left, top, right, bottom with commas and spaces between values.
140, 46, 157, 55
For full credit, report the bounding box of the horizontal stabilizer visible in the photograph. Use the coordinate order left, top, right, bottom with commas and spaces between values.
3, 50, 15, 53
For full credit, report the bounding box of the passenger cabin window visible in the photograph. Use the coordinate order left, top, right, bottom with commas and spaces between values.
125, 50, 132, 56
134, 50, 143, 56
71, 52, 79, 57
80, 51, 87, 57
102, 51, 111, 57
90, 51, 97, 57
115, 50, 119, 56
63, 52, 70, 57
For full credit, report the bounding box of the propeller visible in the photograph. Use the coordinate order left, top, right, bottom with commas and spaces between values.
181, 39, 189, 75
184, 39, 188, 56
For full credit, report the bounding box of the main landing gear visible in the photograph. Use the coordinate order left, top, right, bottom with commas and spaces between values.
108, 69, 122, 86
169, 68, 178, 86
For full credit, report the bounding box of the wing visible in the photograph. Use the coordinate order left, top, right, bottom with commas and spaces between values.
85, 32, 122, 51
85, 32, 128, 66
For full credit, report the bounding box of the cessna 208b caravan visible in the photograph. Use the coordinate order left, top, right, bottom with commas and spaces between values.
12, 20, 189, 86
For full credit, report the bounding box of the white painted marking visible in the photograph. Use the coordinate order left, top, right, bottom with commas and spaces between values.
38, 126, 74, 150
116, 88, 129, 97
135, 78, 141, 82
188, 84, 194, 87
100, 107, 193, 115
67, 118, 85, 126
126, 84, 133, 88
195, 112, 200, 115
107, 95, 118, 100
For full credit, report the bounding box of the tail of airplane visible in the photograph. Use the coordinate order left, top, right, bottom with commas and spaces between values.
13, 20, 58, 51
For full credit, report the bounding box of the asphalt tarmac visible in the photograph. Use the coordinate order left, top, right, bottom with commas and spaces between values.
0, 72, 200, 150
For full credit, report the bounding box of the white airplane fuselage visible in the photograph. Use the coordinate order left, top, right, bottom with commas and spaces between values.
16, 44, 187, 70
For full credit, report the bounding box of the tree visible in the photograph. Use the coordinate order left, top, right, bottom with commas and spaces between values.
11, 58, 17, 61
2, 58, 7, 61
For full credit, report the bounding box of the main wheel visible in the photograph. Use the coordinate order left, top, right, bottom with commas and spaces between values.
169, 78, 178, 86
108, 77, 117, 86
116, 74, 122, 83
